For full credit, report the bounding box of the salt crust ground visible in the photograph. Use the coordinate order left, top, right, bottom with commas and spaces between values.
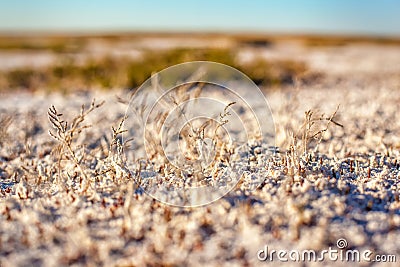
1, 43, 400, 266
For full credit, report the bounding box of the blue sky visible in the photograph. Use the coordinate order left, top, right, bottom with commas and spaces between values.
0, 0, 399, 36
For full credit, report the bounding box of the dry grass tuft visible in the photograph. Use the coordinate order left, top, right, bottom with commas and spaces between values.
299, 105, 343, 154
48, 99, 105, 192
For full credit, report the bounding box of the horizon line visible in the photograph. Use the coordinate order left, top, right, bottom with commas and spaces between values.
0, 29, 399, 39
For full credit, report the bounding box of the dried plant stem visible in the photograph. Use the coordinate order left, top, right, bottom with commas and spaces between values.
297, 105, 343, 155
48, 99, 105, 192
313, 105, 342, 153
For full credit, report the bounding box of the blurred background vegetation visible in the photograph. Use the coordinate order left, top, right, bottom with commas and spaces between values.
0, 35, 315, 92
1, 33, 400, 92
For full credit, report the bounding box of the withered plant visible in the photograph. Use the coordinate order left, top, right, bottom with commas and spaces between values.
48, 99, 104, 192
